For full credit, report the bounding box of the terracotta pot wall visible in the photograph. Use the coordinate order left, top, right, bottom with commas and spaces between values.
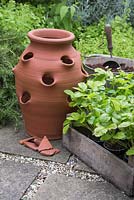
13, 29, 88, 139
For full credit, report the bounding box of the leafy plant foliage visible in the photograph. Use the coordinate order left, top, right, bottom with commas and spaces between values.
63, 68, 134, 155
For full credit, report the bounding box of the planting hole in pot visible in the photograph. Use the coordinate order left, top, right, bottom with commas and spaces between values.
21, 91, 31, 104
42, 73, 55, 86
23, 52, 33, 61
103, 61, 120, 69
61, 56, 74, 66
66, 95, 72, 104
81, 66, 89, 77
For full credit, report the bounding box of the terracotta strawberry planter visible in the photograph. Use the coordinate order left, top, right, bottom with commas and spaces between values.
13, 28, 88, 140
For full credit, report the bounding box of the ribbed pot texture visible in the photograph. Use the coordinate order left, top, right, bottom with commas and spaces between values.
13, 28, 88, 139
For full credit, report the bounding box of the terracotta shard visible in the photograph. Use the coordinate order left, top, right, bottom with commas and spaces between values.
19, 136, 60, 156
38, 136, 53, 152
19, 137, 35, 145
40, 148, 60, 156
23, 141, 38, 151
34, 138, 42, 146
53, 148, 60, 154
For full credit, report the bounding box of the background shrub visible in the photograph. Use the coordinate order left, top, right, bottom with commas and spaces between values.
0, 0, 45, 127
75, 17, 134, 59
67, 0, 134, 27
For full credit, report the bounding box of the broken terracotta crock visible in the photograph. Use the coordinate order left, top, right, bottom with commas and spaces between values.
13, 28, 88, 140
19, 136, 60, 156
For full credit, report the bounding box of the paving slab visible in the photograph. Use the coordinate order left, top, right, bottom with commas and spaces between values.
0, 127, 71, 163
0, 159, 40, 200
33, 174, 133, 200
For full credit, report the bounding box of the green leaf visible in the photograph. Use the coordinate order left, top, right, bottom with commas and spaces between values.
126, 148, 134, 156
118, 122, 131, 128
94, 126, 107, 137
88, 80, 105, 91
74, 92, 83, 98
106, 70, 114, 79
107, 89, 116, 95
62, 17, 71, 30
81, 101, 89, 107
99, 113, 111, 123
64, 90, 74, 98
111, 99, 120, 111
116, 95, 126, 101
78, 82, 87, 91
60, 6, 68, 20
107, 123, 117, 130
106, 105, 113, 114
94, 68, 106, 74
112, 117, 119, 124
70, 112, 81, 120
69, 102, 77, 107
87, 116, 95, 125
63, 124, 70, 134
100, 133, 112, 141
112, 112, 121, 120
113, 132, 126, 139
70, 6, 75, 18
63, 119, 70, 126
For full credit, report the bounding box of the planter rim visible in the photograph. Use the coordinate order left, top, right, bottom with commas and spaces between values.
84, 54, 134, 61
28, 28, 75, 44
83, 54, 134, 72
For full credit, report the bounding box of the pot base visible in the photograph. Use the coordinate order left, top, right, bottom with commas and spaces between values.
27, 131, 62, 140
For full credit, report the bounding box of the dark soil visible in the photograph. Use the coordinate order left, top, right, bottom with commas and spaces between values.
87, 61, 134, 72
103, 141, 126, 151
75, 127, 103, 146
103, 142, 127, 159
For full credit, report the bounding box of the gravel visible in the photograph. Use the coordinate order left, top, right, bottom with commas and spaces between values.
0, 152, 104, 200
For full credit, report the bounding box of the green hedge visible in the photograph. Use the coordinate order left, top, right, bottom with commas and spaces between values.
0, 0, 45, 127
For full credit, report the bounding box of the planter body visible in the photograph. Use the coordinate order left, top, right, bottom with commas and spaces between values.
13, 29, 87, 139
84, 54, 134, 73
63, 128, 134, 196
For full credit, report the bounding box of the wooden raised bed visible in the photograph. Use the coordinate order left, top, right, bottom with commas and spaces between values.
63, 127, 134, 196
